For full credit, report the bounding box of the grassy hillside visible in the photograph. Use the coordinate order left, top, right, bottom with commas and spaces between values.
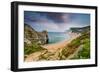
24, 24, 48, 59
71, 31, 90, 59
24, 25, 90, 61
24, 43, 45, 55
37, 31, 90, 60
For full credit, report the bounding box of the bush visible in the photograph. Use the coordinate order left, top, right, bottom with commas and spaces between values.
71, 32, 90, 59
24, 43, 45, 55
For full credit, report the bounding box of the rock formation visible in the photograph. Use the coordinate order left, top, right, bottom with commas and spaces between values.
70, 26, 90, 33
24, 23, 49, 45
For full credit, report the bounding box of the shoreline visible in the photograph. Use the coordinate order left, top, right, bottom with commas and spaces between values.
41, 33, 81, 53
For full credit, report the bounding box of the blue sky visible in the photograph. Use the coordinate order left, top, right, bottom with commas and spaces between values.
24, 11, 90, 32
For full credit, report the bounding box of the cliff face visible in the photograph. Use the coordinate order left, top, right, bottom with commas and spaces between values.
70, 26, 90, 33
24, 23, 48, 45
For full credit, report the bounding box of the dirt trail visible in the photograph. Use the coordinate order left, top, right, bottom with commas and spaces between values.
25, 34, 81, 62
67, 45, 83, 59
25, 50, 47, 62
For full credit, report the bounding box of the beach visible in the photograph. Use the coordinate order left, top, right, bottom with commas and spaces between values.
42, 33, 80, 53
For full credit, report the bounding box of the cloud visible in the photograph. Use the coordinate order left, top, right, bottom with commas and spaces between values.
44, 13, 70, 24
24, 11, 90, 32
34, 20, 62, 32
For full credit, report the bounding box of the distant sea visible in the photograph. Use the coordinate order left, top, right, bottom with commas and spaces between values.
48, 32, 70, 44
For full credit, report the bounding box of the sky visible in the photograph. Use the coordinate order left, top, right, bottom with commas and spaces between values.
24, 11, 90, 32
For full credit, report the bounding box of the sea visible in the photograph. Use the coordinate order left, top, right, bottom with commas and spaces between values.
48, 32, 70, 44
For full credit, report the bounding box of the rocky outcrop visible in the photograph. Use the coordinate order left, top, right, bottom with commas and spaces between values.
24, 23, 48, 45
70, 26, 90, 33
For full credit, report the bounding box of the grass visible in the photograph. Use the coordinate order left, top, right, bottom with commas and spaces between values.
70, 32, 90, 59
58, 31, 90, 59
36, 31, 90, 60
24, 31, 90, 60
24, 43, 45, 55
74, 38, 90, 59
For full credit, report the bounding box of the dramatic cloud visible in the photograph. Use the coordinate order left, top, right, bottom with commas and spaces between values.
24, 11, 90, 32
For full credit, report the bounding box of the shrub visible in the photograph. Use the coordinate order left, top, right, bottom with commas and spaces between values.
24, 43, 45, 55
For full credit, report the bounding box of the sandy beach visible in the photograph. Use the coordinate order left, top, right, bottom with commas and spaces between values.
42, 33, 80, 53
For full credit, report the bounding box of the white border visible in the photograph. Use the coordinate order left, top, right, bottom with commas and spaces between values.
18, 5, 96, 68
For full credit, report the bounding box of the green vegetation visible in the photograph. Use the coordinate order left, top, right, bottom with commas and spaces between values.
55, 31, 90, 60
24, 43, 45, 55
24, 23, 48, 59
70, 31, 90, 59
24, 31, 90, 61
73, 38, 90, 59
24, 24, 90, 61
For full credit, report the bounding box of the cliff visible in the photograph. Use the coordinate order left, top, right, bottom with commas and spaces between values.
24, 23, 48, 45
70, 26, 90, 33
